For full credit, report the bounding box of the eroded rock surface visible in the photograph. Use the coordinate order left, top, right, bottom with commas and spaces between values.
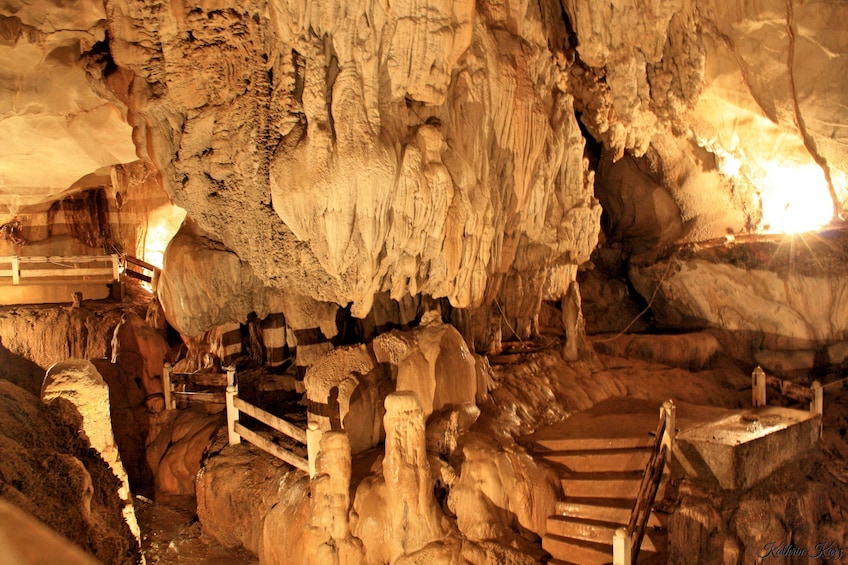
631, 249, 848, 353
42, 359, 141, 545
0, 0, 137, 213
104, 0, 601, 324
0, 380, 141, 564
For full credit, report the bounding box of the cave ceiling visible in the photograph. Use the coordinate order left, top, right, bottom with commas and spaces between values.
1, 0, 847, 323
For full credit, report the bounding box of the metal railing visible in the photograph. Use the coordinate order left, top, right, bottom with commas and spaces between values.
613, 400, 676, 565
0, 254, 120, 285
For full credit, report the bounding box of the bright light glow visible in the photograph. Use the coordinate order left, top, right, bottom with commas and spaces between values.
759, 164, 833, 234
143, 204, 186, 269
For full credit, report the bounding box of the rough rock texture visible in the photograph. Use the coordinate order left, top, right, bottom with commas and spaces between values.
668, 454, 848, 565
196, 436, 304, 555
591, 332, 721, 371
41, 359, 141, 545
304, 343, 386, 454
631, 253, 848, 354
104, 0, 601, 325
351, 392, 453, 564
4, 0, 848, 341
0, 380, 141, 564
568, 0, 848, 244
302, 432, 365, 565
146, 408, 223, 495
372, 316, 478, 418
0, 305, 130, 394
448, 432, 559, 544
0, 305, 167, 493
0, 0, 137, 213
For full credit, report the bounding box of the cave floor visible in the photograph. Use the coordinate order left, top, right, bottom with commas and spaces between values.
135, 493, 257, 565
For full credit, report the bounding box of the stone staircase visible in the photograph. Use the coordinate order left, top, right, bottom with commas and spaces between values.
535, 433, 669, 564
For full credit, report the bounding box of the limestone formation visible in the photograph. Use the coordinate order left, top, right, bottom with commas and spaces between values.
303, 344, 384, 454
145, 408, 223, 495
351, 391, 452, 564
372, 316, 478, 418
631, 257, 848, 348
197, 438, 303, 554
41, 359, 142, 546
303, 432, 364, 565
0, 380, 141, 564
0, 0, 137, 213
0, 306, 127, 394
99, 0, 601, 326
4, 0, 848, 564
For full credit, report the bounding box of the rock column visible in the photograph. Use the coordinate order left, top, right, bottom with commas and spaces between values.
306, 432, 363, 565
382, 391, 450, 561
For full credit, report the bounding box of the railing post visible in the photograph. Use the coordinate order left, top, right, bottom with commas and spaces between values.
111, 254, 121, 281
811, 380, 823, 417
662, 400, 676, 462
306, 422, 322, 479
163, 362, 174, 410
613, 527, 632, 565
752, 366, 767, 407
226, 366, 240, 445
11, 256, 20, 285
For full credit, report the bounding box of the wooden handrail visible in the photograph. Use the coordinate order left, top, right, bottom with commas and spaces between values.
121, 254, 160, 284
616, 400, 675, 565
221, 366, 316, 477
0, 254, 120, 285
233, 396, 307, 444
752, 366, 826, 416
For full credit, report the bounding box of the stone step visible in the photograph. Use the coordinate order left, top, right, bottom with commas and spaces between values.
543, 535, 666, 565
541, 446, 653, 473
535, 433, 654, 452
542, 533, 612, 564
546, 516, 667, 553
556, 497, 632, 524
561, 471, 643, 498
555, 498, 667, 528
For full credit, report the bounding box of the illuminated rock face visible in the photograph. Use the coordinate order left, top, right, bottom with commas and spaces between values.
568, 0, 848, 243
104, 0, 601, 321
3, 0, 848, 338
41, 359, 142, 550
0, 0, 137, 213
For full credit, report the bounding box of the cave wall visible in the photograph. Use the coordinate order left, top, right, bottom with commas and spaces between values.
103, 0, 601, 323
2, 0, 848, 338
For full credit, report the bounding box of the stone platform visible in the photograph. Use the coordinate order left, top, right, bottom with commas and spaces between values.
673, 406, 821, 490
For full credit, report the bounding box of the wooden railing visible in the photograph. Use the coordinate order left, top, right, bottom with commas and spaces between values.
751, 366, 835, 416
121, 254, 160, 287
0, 254, 120, 285
163, 363, 317, 476
225, 369, 319, 477
613, 400, 675, 565
162, 363, 230, 409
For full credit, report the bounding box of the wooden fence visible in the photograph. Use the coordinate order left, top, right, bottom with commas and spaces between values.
163, 363, 318, 477
750, 365, 843, 416
121, 254, 159, 288
613, 400, 676, 565
0, 254, 120, 285
162, 364, 230, 409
